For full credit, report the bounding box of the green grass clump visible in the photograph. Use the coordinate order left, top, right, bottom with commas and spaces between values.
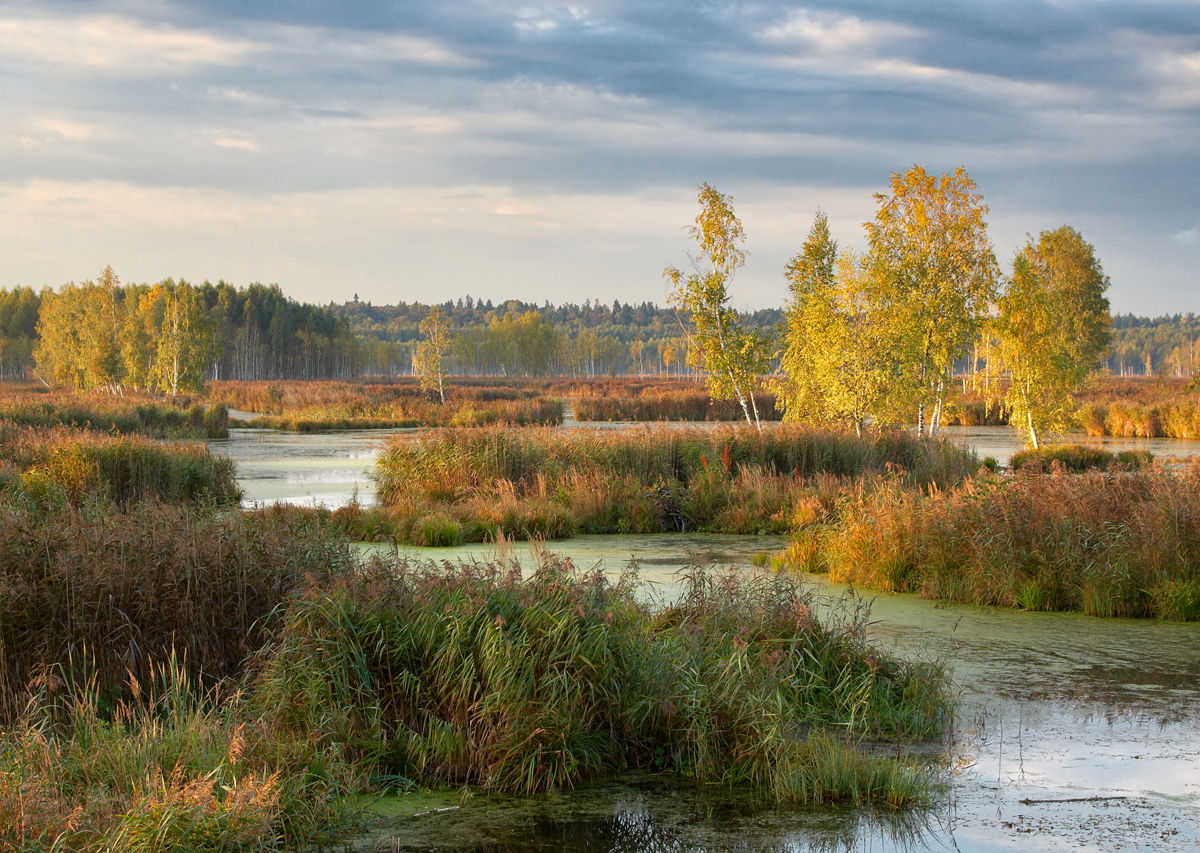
253, 557, 947, 804
1010, 443, 1152, 472
806, 463, 1200, 619
0, 423, 241, 509
371, 424, 977, 543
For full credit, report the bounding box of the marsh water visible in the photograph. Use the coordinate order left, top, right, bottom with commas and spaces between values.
207, 423, 1200, 512
205, 426, 1200, 851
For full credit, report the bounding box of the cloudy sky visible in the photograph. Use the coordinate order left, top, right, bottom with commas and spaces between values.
1, 1, 1197, 313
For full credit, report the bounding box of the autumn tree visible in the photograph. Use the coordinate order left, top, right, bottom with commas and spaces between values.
152, 280, 213, 396
35, 267, 125, 391
416, 305, 453, 402
665, 183, 772, 429
778, 212, 897, 435
866, 166, 999, 436
997, 226, 1111, 448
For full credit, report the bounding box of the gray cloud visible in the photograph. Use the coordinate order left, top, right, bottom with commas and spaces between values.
0, 0, 1197, 311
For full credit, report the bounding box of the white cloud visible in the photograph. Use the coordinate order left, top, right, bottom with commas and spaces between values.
210, 131, 261, 152
0, 12, 255, 72
1176, 227, 1200, 246
31, 116, 106, 141
762, 9, 919, 54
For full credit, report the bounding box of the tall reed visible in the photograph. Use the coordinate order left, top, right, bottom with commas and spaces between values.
0, 423, 241, 509
370, 424, 976, 542
808, 465, 1200, 619
0, 655, 354, 852
252, 556, 947, 803
0, 502, 354, 723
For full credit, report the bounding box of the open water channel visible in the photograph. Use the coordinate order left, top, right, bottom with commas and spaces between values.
205, 424, 1200, 852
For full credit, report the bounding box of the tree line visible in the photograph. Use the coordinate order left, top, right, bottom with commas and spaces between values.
24, 274, 380, 394
667, 167, 1112, 448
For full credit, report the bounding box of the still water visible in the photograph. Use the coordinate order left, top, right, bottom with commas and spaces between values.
357, 535, 1200, 853
208, 424, 1200, 511
205, 426, 1200, 851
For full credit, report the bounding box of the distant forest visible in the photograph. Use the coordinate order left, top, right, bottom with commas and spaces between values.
0, 280, 1192, 383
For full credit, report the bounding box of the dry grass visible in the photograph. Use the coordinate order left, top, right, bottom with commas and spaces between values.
0, 502, 353, 724
0, 383, 227, 438
802, 464, 1200, 619
211, 379, 562, 429
368, 424, 977, 543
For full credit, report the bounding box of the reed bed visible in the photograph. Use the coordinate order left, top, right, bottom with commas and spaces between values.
0, 384, 227, 438
570, 384, 781, 422
369, 424, 977, 544
0, 502, 353, 724
212, 379, 562, 430
1078, 401, 1200, 439
1010, 444, 1153, 472
0, 423, 241, 509
0, 655, 355, 853
253, 556, 947, 803
800, 465, 1200, 619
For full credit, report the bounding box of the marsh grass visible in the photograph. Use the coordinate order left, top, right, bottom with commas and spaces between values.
0, 502, 353, 724
0, 384, 227, 438
252, 556, 946, 804
212, 379, 562, 430
369, 425, 977, 544
1010, 444, 1153, 472
0, 655, 354, 853
570, 383, 781, 422
808, 464, 1200, 619
0, 423, 241, 509
0, 540, 947, 850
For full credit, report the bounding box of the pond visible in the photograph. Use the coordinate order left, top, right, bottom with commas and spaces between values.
208, 424, 1200, 511
355, 535, 1200, 853
204, 429, 1200, 851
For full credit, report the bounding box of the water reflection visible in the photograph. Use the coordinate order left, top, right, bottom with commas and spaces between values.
359, 536, 1200, 852
366, 775, 945, 853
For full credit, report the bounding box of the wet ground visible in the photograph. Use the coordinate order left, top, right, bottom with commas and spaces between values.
353, 535, 1200, 853
202, 430, 1200, 851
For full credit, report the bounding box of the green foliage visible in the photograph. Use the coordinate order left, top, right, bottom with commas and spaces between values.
997, 227, 1112, 448
415, 305, 453, 402
778, 213, 898, 434
865, 166, 999, 434
665, 184, 773, 428
253, 558, 947, 801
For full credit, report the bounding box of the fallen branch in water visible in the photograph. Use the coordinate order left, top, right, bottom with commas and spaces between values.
1018, 796, 1128, 805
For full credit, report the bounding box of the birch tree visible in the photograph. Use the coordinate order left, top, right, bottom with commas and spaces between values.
866, 166, 998, 436
997, 226, 1111, 448
778, 212, 896, 435
152, 281, 213, 396
665, 183, 771, 429
416, 305, 452, 402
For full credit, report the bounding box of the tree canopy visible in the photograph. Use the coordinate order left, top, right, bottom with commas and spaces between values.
665, 183, 772, 429
997, 226, 1112, 448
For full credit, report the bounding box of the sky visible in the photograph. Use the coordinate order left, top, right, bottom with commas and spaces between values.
0, 1, 1197, 314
